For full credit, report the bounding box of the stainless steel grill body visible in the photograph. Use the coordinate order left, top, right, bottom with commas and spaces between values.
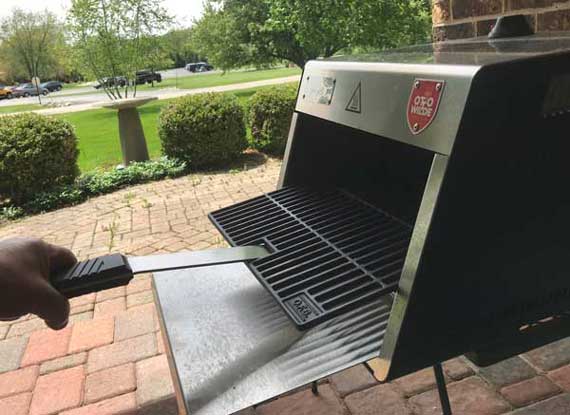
279, 34, 570, 381
176, 34, 570, 415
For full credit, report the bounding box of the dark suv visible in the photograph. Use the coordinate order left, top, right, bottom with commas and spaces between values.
135, 70, 162, 85
40, 81, 63, 92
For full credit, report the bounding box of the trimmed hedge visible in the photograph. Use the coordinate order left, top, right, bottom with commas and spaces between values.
158, 93, 247, 169
248, 84, 297, 156
0, 113, 79, 203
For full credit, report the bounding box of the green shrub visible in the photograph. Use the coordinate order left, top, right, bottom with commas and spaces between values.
0, 206, 24, 221
0, 157, 188, 220
0, 113, 79, 203
158, 93, 247, 169
78, 157, 187, 195
248, 84, 297, 156
23, 187, 85, 213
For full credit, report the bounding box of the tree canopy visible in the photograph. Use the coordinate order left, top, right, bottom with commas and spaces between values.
161, 28, 203, 68
68, 0, 172, 99
0, 1, 433, 84
0, 9, 63, 83
192, 0, 432, 69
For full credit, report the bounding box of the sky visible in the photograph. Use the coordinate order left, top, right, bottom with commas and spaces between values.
0, 0, 205, 26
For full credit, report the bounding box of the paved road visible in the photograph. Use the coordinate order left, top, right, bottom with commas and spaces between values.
0, 67, 221, 109
1, 86, 184, 109
160, 67, 221, 80
0, 73, 299, 116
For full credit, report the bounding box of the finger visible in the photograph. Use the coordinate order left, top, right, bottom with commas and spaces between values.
0, 315, 25, 322
46, 244, 77, 274
31, 279, 70, 330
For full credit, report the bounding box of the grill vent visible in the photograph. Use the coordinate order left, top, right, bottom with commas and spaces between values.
209, 187, 411, 329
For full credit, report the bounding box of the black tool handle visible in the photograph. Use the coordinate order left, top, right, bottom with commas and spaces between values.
51, 254, 134, 298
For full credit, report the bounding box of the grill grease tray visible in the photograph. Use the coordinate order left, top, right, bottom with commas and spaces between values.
209, 187, 411, 329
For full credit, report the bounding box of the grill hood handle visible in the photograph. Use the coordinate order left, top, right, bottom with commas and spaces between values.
50, 246, 270, 298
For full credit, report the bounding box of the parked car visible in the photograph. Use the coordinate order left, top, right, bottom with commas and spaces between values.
40, 81, 64, 92
185, 62, 214, 73
11, 83, 49, 98
0, 84, 13, 100
135, 70, 162, 85
94, 76, 128, 89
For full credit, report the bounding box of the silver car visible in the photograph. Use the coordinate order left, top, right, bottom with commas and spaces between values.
11, 83, 49, 98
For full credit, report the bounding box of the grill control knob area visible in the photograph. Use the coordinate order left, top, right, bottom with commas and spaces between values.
488, 15, 534, 39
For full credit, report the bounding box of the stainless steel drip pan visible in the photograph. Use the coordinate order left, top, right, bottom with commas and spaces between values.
153, 262, 392, 415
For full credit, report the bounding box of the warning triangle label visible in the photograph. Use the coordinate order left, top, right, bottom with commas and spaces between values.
345, 82, 362, 113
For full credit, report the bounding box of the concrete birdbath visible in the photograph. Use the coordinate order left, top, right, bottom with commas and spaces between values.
102, 97, 157, 167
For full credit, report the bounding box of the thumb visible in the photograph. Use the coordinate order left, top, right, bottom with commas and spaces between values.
46, 243, 77, 275
31, 279, 70, 330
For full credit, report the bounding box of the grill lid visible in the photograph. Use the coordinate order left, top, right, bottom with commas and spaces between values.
209, 187, 411, 329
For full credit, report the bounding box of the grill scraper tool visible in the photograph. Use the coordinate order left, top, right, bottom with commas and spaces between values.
51, 246, 269, 298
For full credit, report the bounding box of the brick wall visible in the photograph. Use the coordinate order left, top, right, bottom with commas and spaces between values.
433, 0, 570, 41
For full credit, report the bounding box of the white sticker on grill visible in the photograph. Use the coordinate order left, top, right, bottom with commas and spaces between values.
302, 75, 336, 105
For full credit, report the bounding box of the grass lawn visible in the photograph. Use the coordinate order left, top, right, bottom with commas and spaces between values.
56, 83, 297, 172
0, 103, 43, 114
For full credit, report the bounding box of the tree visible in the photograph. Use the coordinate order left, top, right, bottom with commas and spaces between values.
192, 0, 432, 70
0, 15, 82, 84
161, 28, 201, 68
67, 0, 172, 99
141, 35, 174, 87
0, 9, 60, 92
49, 31, 85, 83
192, 3, 258, 70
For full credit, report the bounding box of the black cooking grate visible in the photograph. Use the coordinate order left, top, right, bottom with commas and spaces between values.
209, 187, 412, 329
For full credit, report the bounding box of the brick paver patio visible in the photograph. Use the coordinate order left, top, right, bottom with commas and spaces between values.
2, 156, 570, 414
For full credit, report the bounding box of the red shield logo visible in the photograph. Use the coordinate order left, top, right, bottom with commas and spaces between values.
407, 79, 445, 135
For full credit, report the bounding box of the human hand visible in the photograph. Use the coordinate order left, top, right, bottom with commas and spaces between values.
0, 238, 76, 330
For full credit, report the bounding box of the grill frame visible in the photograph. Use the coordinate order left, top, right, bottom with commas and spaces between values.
209, 187, 412, 329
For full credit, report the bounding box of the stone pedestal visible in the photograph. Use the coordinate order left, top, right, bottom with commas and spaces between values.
102, 97, 157, 166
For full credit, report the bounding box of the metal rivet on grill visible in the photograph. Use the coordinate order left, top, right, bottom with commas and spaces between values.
436, 83, 442, 91
413, 123, 419, 131
414, 80, 421, 89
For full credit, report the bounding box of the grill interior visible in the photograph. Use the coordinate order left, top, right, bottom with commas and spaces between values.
209, 187, 412, 329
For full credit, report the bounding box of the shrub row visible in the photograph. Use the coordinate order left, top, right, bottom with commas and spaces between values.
158, 84, 297, 165
0, 85, 296, 220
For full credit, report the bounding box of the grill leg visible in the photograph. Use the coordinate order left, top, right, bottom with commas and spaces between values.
433, 363, 452, 415
311, 381, 319, 395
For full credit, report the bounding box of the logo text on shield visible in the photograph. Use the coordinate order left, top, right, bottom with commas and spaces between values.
407, 79, 445, 135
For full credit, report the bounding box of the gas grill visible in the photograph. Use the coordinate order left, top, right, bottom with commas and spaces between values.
190, 29, 570, 414
52, 20, 570, 415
